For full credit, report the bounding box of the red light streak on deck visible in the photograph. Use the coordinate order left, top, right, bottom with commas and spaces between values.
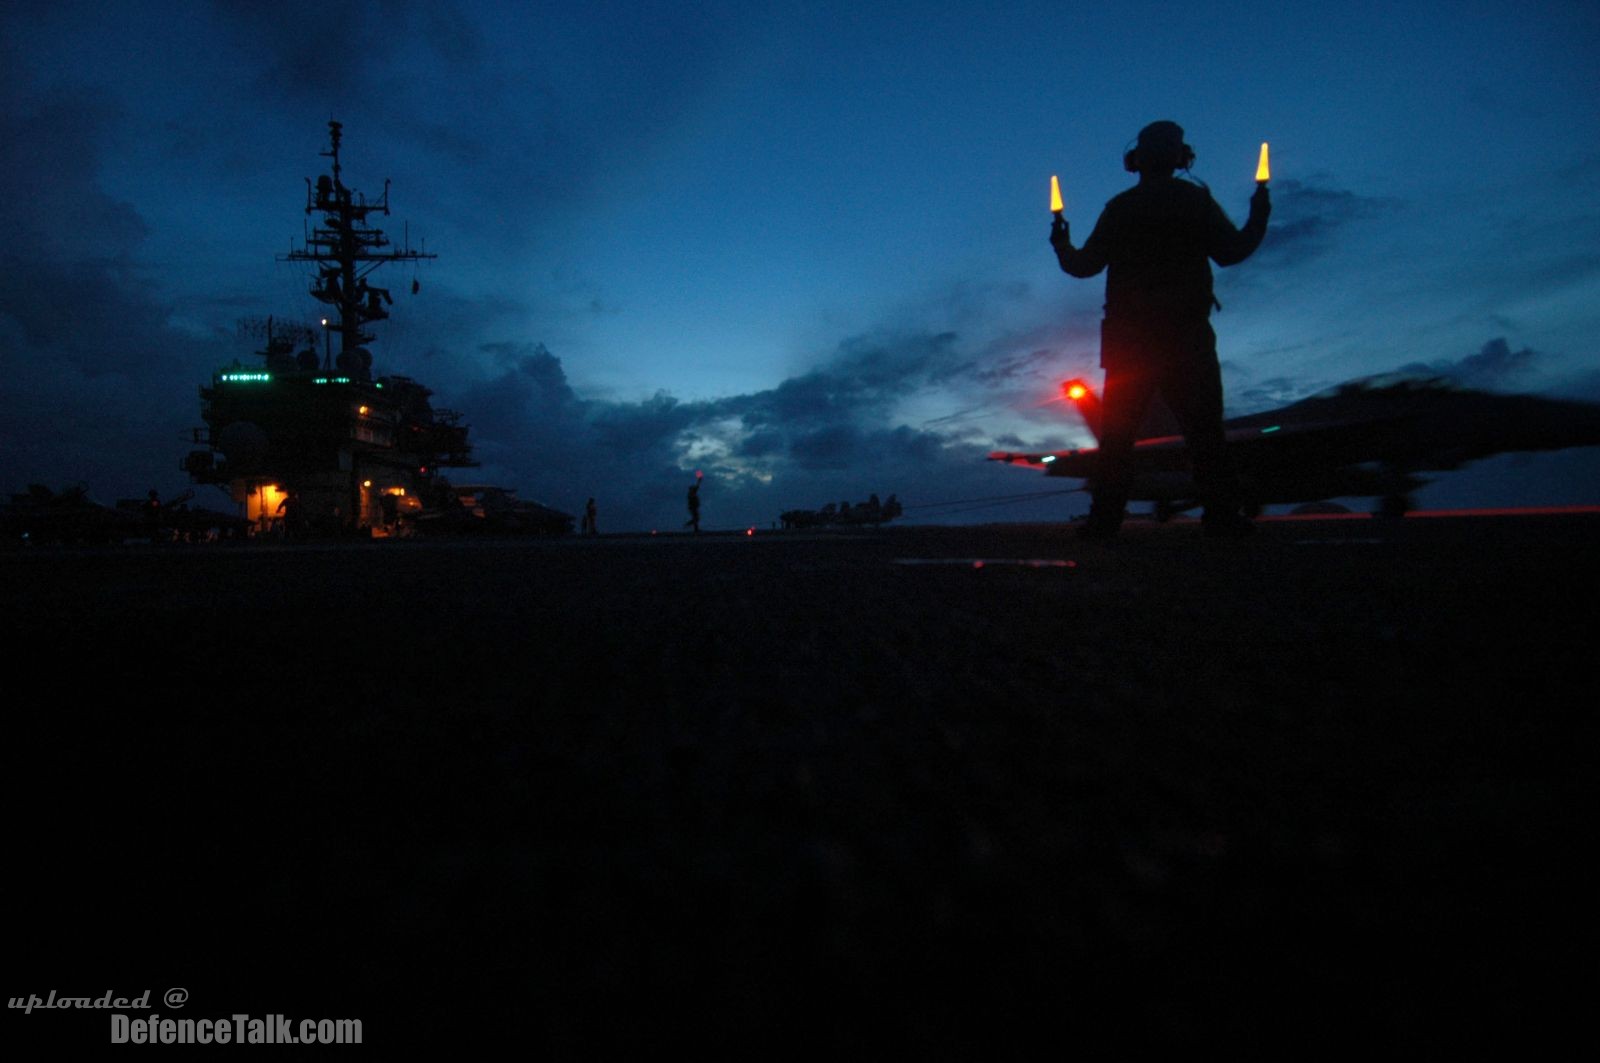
1265, 505, 1600, 521
892, 558, 1079, 568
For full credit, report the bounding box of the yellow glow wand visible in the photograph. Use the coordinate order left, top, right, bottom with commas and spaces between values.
1255, 142, 1271, 184
1049, 174, 1064, 219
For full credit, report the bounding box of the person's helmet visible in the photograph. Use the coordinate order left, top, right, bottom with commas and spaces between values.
1124, 121, 1195, 173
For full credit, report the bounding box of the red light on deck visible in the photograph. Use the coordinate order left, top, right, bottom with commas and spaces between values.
746, 527, 754, 536
1065, 382, 1087, 401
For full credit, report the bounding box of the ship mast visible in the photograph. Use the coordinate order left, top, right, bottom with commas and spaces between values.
280, 120, 435, 377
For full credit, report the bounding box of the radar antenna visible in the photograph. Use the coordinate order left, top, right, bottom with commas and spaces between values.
279, 120, 436, 377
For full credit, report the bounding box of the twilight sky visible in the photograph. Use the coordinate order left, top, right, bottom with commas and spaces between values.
3, 0, 1598, 531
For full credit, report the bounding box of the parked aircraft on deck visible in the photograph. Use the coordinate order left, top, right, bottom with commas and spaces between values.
988, 374, 1600, 518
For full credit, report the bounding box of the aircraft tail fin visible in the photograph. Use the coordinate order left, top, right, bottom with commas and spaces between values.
1062, 378, 1103, 441
1060, 377, 1183, 441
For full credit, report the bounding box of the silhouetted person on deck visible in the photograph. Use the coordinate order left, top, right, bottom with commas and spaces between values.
142, 489, 163, 542
685, 477, 702, 533
379, 492, 399, 531
276, 490, 305, 540
581, 497, 597, 535
1051, 120, 1270, 540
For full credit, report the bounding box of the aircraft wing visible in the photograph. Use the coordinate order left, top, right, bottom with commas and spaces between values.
988, 431, 1205, 477
986, 448, 1098, 477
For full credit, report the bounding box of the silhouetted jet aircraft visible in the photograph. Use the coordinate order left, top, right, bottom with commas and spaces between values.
988, 373, 1600, 518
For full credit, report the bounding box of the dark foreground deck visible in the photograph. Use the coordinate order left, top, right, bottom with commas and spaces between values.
5, 513, 1595, 1050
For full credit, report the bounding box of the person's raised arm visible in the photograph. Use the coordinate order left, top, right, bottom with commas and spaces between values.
1209, 184, 1271, 267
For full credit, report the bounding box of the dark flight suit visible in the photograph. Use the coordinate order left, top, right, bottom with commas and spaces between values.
1054, 175, 1269, 531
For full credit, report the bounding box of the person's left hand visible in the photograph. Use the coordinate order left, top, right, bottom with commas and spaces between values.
1049, 216, 1071, 252
1250, 183, 1271, 217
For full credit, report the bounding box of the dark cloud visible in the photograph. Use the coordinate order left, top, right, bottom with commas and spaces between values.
1251, 178, 1397, 267
429, 325, 1054, 531
1229, 375, 1331, 414
971, 345, 1063, 386
697, 330, 968, 438
789, 424, 862, 470
736, 429, 784, 458
589, 391, 702, 456
209, 0, 471, 100
417, 4, 484, 66
0, 87, 230, 501
477, 342, 581, 406
201, 0, 741, 248
0, 90, 145, 261
1399, 337, 1538, 389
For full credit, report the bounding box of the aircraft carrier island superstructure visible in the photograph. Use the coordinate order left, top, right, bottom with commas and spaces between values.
184, 121, 476, 536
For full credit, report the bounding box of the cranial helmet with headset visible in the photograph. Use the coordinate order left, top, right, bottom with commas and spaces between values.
1124, 120, 1195, 173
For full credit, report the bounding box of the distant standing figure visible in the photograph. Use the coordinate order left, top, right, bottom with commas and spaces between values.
276, 490, 305, 540
379, 492, 400, 531
582, 497, 598, 535
685, 475, 702, 533
142, 489, 163, 543
1050, 120, 1269, 540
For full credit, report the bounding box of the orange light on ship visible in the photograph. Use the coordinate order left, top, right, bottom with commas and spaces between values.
1065, 381, 1087, 401
1255, 142, 1270, 183
1049, 175, 1064, 215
